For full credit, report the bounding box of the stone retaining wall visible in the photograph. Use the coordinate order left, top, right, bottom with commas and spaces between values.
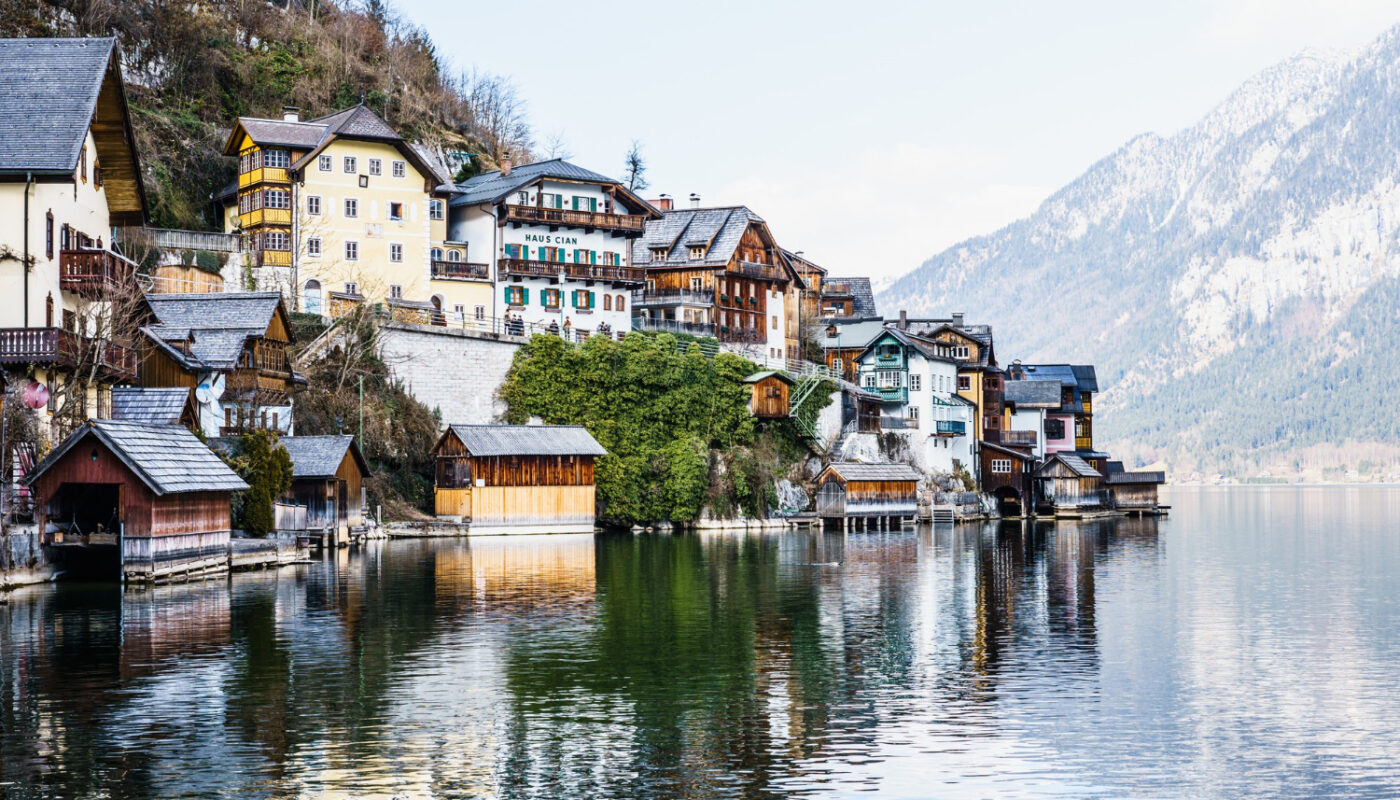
378, 321, 523, 425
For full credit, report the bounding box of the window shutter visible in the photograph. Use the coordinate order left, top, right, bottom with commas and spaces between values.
571, 197, 579, 211
555, 195, 563, 209
590, 250, 597, 265
522, 288, 530, 305
589, 198, 597, 212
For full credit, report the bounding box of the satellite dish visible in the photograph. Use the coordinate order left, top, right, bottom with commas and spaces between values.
195, 384, 216, 405
22, 380, 48, 410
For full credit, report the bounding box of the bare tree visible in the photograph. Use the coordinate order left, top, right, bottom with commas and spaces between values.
541, 130, 572, 161
624, 140, 649, 192
457, 67, 534, 163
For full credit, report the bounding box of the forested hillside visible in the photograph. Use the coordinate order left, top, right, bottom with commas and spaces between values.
0, 0, 534, 229
879, 25, 1400, 481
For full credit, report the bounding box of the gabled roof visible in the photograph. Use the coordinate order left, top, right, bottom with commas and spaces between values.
143, 292, 293, 371
0, 37, 147, 223
822, 462, 922, 482
223, 103, 440, 186
1015, 363, 1098, 393
853, 327, 956, 365
634, 207, 795, 280
279, 435, 369, 480
980, 441, 1036, 461
743, 371, 795, 385
1004, 379, 1062, 408
28, 420, 248, 495
111, 387, 194, 426
821, 276, 879, 319
821, 319, 887, 351
439, 424, 607, 457
1105, 471, 1165, 485
1037, 453, 1102, 479
449, 158, 658, 215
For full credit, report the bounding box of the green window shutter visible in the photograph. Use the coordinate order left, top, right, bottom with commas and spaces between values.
590, 250, 597, 265
522, 288, 529, 305
588, 291, 595, 308
571, 197, 579, 211
589, 198, 597, 212
503, 287, 511, 303
555, 195, 563, 209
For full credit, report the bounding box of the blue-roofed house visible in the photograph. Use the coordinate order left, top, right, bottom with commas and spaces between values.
1008, 361, 1102, 471
444, 158, 660, 340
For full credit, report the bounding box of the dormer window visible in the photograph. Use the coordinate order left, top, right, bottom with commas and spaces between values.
689, 246, 706, 260
651, 248, 668, 262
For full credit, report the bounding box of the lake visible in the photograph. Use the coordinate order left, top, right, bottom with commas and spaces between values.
2, 486, 1399, 798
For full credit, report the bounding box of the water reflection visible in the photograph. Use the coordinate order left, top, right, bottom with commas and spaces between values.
2, 490, 1399, 798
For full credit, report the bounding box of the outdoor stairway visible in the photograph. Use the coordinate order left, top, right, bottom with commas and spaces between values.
787, 364, 835, 447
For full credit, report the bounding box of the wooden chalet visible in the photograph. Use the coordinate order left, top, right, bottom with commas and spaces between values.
279, 435, 370, 542
111, 387, 198, 430
979, 441, 1037, 517
1034, 453, 1106, 514
27, 420, 248, 582
433, 424, 607, 534
815, 462, 922, 529
138, 292, 303, 438
744, 371, 794, 418
1105, 462, 1166, 514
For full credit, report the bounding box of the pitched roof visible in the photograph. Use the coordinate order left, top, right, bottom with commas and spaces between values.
144, 293, 289, 370
308, 104, 402, 140
981, 441, 1036, 460
743, 370, 795, 385
29, 420, 248, 495
823, 462, 922, 482
442, 424, 608, 457
634, 206, 770, 269
820, 319, 887, 351
854, 327, 956, 365
821, 277, 879, 319
1105, 471, 1165, 485
1040, 453, 1102, 479
1004, 379, 1062, 408
279, 435, 368, 480
111, 387, 193, 426
449, 158, 657, 213
1015, 363, 1098, 393
235, 118, 327, 149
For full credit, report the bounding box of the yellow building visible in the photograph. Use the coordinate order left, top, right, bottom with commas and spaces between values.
0, 38, 147, 437
218, 104, 474, 320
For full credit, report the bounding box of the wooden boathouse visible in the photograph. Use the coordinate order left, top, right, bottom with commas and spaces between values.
432, 424, 607, 534
1105, 462, 1166, 514
979, 441, 1037, 517
279, 435, 369, 544
1034, 453, 1106, 515
743, 371, 795, 418
815, 462, 922, 530
27, 420, 248, 582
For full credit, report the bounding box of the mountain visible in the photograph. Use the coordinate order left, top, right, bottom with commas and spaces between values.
879, 25, 1400, 481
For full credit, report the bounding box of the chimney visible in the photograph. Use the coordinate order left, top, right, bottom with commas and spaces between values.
282, 105, 300, 122
500, 151, 513, 177
898, 310, 908, 330
651, 193, 673, 211
689, 192, 701, 209
952, 312, 964, 327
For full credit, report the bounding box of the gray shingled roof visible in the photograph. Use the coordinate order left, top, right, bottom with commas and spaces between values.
450, 159, 636, 207
111, 387, 192, 426
310, 104, 402, 140
29, 420, 248, 495
635, 207, 763, 268
279, 435, 366, 480
824, 462, 922, 482
743, 370, 794, 385
236, 117, 327, 149
822, 277, 878, 319
821, 319, 887, 350
1004, 379, 1062, 408
444, 424, 607, 457
145, 293, 285, 370
0, 38, 114, 174
1016, 364, 1098, 393
1105, 471, 1165, 485
1043, 453, 1102, 479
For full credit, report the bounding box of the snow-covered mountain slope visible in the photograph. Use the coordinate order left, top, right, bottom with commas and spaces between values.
878, 25, 1400, 478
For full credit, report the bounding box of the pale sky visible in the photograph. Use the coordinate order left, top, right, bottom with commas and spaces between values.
394, 0, 1399, 279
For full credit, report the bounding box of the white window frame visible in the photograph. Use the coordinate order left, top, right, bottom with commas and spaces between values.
910, 374, 922, 392
345, 281, 359, 295
429, 199, 444, 220
345, 241, 359, 261
343, 155, 357, 173
307, 237, 322, 257
307, 195, 321, 215
392, 160, 406, 178
389, 202, 403, 221
991, 459, 1013, 474
390, 243, 404, 263
318, 154, 332, 172
390, 284, 403, 299
368, 158, 382, 176
344, 198, 358, 218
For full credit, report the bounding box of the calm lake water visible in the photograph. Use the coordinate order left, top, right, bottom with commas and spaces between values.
3, 486, 1399, 799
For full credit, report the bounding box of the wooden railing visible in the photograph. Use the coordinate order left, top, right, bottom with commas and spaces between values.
503, 204, 647, 232
562, 263, 646, 283
97, 339, 138, 380
632, 289, 713, 307
499, 258, 562, 279
631, 316, 715, 337
1001, 429, 1036, 446
431, 260, 491, 281
1075, 436, 1094, 451
731, 261, 781, 281
249, 339, 290, 375
0, 328, 135, 380
150, 229, 242, 253
60, 249, 135, 297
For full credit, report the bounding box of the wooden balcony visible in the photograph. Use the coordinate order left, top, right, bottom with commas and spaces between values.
503, 204, 647, 233
562, 262, 646, 284
60, 249, 136, 297
1075, 436, 1094, 450
249, 249, 292, 268
631, 316, 716, 337
730, 261, 781, 281
431, 260, 491, 281
239, 339, 291, 376
632, 289, 713, 308
499, 258, 562, 280
0, 327, 136, 381
1001, 429, 1036, 446
238, 166, 290, 189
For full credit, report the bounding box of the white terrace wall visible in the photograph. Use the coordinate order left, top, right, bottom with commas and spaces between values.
378, 321, 521, 425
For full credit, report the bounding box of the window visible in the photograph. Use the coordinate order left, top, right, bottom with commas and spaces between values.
447, 250, 461, 262
264, 231, 290, 251
345, 282, 359, 295
954, 345, 970, 360
390, 285, 403, 299
307, 237, 322, 257
1045, 418, 1066, 440
390, 243, 403, 262
319, 154, 333, 171
505, 285, 527, 306
909, 406, 920, 422
345, 241, 359, 261
910, 374, 922, 391
263, 149, 290, 168
304, 280, 322, 314
690, 246, 706, 260
877, 370, 904, 388
79, 144, 87, 182
517, 191, 530, 205
542, 288, 562, 309
430, 199, 444, 220
368, 158, 382, 176
344, 198, 358, 218
343, 156, 357, 173
651, 248, 667, 262
571, 195, 596, 211
45, 211, 53, 259
616, 295, 625, 311
431, 247, 443, 261
604, 294, 612, 311
573, 290, 594, 309
475, 305, 486, 321
307, 195, 322, 215
541, 192, 561, 208
389, 202, 403, 220
958, 375, 971, 391
392, 160, 406, 178
93, 161, 102, 189
991, 459, 1012, 474
772, 315, 779, 330
863, 373, 876, 389
264, 189, 290, 209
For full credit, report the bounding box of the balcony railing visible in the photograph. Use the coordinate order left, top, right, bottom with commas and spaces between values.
881, 415, 919, 430
631, 316, 716, 337
150, 229, 242, 253
60, 249, 136, 297
1075, 436, 1094, 451
499, 258, 563, 280
431, 260, 491, 281
936, 420, 968, 437
249, 249, 292, 268
866, 385, 907, 404
562, 262, 646, 283
0, 327, 136, 380
730, 260, 781, 281
1000, 429, 1036, 446
503, 204, 647, 232
632, 289, 714, 307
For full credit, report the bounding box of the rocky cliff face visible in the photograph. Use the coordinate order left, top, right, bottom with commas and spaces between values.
880, 26, 1400, 479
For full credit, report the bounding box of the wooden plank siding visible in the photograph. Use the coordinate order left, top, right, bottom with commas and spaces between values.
815, 474, 918, 518
749, 375, 790, 418
431, 429, 601, 532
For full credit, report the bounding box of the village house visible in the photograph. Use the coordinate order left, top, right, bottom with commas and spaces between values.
446, 159, 658, 340
0, 38, 147, 438
820, 318, 886, 383
1035, 452, 1107, 514
815, 462, 922, 530
898, 312, 1005, 445
744, 370, 795, 419
632, 201, 805, 367
276, 435, 369, 544
432, 424, 607, 534
782, 248, 827, 330
818, 276, 878, 321
27, 419, 248, 582
1007, 362, 1106, 472
138, 292, 303, 438
851, 327, 974, 476
1104, 461, 1167, 513
979, 441, 1038, 516
1002, 377, 1061, 460
215, 103, 450, 318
